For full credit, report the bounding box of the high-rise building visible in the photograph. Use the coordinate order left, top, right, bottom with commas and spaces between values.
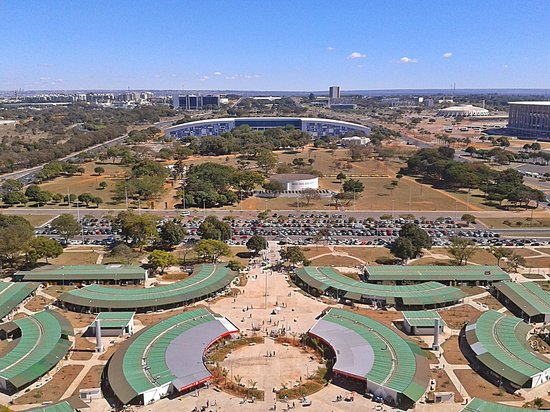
173, 94, 220, 110
329, 86, 340, 99
508, 101, 550, 140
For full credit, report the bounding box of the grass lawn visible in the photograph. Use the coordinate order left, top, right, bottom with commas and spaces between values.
16, 214, 57, 227
334, 247, 393, 263
480, 217, 550, 229
50, 251, 100, 265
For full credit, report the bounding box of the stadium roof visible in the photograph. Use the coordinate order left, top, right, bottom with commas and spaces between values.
14, 264, 147, 282
108, 307, 238, 404
465, 310, 550, 386
494, 281, 550, 318
0, 310, 73, 389
402, 311, 446, 328
91, 312, 134, 329
59, 264, 235, 311
365, 265, 509, 283
0, 282, 38, 320
296, 267, 465, 306
24, 396, 90, 411
309, 308, 429, 403
460, 398, 537, 412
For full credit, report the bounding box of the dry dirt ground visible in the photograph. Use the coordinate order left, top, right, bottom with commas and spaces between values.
12, 365, 84, 405
70, 334, 95, 361
441, 336, 468, 365
438, 305, 482, 330
43, 285, 76, 298
454, 369, 525, 402
55, 309, 95, 329
24, 295, 53, 312
72, 365, 104, 396
474, 295, 503, 310
39, 161, 127, 208
50, 251, 100, 265
431, 369, 464, 403
309, 255, 362, 267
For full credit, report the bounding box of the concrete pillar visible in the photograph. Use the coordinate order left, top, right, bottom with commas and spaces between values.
95, 319, 104, 353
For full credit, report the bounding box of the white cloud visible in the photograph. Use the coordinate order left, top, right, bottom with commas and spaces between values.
153, 74, 161, 78
327, 46, 335, 51
442, 52, 453, 59
224, 73, 261, 80
199, 75, 210, 81
399, 57, 417, 64
39, 77, 50, 81
347, 52, 366, 59
213, 71, 222, 76
503, 64, 509, 69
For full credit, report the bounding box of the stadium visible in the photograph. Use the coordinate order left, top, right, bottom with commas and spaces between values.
437, 105, 489, 117
308, 308, 430, 408
105, 308, 238, 405
165, 117, 371, 139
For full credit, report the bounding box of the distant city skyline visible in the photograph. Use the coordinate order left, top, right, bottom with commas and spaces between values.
1, 0, 549, 91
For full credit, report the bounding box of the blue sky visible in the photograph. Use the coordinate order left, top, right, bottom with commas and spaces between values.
1, 0, 549, 91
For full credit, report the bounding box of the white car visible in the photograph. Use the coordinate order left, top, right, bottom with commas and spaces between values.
180, 210, 190, 216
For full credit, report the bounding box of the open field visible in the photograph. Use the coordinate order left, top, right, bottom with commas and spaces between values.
524, 257, 550, 268
309, 255, 362, 267
334, 247, 393, 263
38, 161, 128, 208
438, 305, 481, 329
70, 334, 95, 361
15, 214, 56, 227
50, 250, 101, 265
24, 295, 53, 312
72, 365, 104, 396
12, 365, 84, 405
431, 369, 463, 403
474, 295, 503, 310
441, 335, 468, 365
301, 246, 332, 259
480, 217, 550, 229
454, 369, 524, 401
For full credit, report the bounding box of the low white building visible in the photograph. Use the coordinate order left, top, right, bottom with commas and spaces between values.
341, 136, 371, 146
270, 174, 319, 191
437, 105, 489, 117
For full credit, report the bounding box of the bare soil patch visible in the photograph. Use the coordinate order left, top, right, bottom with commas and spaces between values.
44, 285, 76, 298
430, 369, 464, 403
441, 336, 468, 365
310, 255, 362, 267
438, 305, 481, 330
474, 295, 503, 310
454, 369, 524, 401
334, 247, 393, 264
301, 246, 332, 259
24, 295, 53, 312
12, 365, 84, 405
72, 365, 104, 396
524, 257, 550, 268
56, 309, 95, 329
70, 334, 95, 361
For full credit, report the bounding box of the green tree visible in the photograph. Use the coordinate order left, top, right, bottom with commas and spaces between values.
197, 216, 231, 241
336, 172, 347, 182
52, 193, 64, 203
489, 246, 511, 267
98, 181, 108, 190
148, 249, 177, 274
118, 212, 158, 251
246, 235, 267, 255
280, 246, 309, 266
256, 149, 278, 175
194, 239, 231, 263
94, 166, 105, 175
300, 188, 320, 205
446, 237, 478, 265
461, 214, 476, 225
390, 237, 416, 262
78, 193, 94, 207
508, 253, 526, 272
92, 197, 103, 207
26, 237, 63, 264
110, 243, 137, 264
159, 221, 187, 248
392, 223, 431, 259
0, 215, 34, 267
3, 191, 27, 205
1, 179, 23, 193
51, 214, 81, 242
343, 179, 365, 193
227, 259, 245, 272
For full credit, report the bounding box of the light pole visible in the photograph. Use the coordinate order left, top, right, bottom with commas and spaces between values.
203, 200, 206, 218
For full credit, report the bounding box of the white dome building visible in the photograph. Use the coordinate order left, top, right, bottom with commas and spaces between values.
270, 174, 319, 191
437, 104, 489, 117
